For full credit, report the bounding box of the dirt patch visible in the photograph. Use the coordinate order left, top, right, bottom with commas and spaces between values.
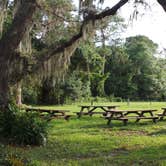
104, 129, 148, 136
110, 147, 129, 156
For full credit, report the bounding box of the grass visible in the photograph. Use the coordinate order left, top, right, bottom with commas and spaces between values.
1, 102, 166, 166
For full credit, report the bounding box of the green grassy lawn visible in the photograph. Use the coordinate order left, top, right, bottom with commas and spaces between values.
1, 102, 166, 166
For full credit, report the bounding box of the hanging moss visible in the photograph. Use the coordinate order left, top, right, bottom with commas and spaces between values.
37, 19, 96, 82
19, 26, 33, 55
0, 0, 8, 37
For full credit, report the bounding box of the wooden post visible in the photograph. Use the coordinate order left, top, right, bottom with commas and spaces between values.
127, 98, 130, 106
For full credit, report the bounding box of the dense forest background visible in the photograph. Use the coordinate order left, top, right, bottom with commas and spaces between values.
21, 34, 166, 105
2, 0, 165, 105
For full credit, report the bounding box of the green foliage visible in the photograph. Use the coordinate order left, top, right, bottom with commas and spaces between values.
0, 151, 37, 166
0, 104, 48, 145
103, 45, 135, 98
63, 71, 91, 102
22, 77, 40, 105
22, 35, 166, 104
98, 35, 166, 101
125, 35, 159, 100
23, 86, 39, 105
90, 73, 109, 97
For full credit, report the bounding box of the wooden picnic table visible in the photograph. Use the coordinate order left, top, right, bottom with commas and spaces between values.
75, 105, 119, 118
105, 109, 158, 126
25, 108, 71, 120
157, 107, 166, 120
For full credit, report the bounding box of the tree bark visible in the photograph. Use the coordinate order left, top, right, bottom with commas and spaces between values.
16, 82, 22, 106
0, 77, 10, 110
0, 0, 37, 56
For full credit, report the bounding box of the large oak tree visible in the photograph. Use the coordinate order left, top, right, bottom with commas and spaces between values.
0, 0, 165, 109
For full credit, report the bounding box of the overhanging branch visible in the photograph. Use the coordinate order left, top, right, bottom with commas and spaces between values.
157, 0, 166, 11
35, 0, 129, 63
10, 0, 129, 84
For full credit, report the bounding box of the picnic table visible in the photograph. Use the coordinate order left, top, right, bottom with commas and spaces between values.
105, 109, 158, 126
75, 105, 119, 118
157, 107, 166, 120
25, 107, 71, 120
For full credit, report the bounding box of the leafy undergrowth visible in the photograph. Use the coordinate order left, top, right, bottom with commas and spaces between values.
1, 102, 166, 166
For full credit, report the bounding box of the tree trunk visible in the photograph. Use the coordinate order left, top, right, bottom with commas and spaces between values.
157, 0, 166, 11
101, 28, 106, 75
16, 82, 22, 106
0, 77, 10, 110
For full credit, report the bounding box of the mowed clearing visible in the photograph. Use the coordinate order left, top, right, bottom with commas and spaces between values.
2, 102, 166, 166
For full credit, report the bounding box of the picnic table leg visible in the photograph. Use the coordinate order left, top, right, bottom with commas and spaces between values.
123, 119, 128, 126
103, 112, 107, 116
160, 110, 166, 120
77, 107, 84, 118
88, 107, 97, 116
107, 118, 112, 125
149, 112, 154, 117
135, 112, 144, 123
153, 118, 157, 123
64, 115, 70, 121
159, 116, 164, 120
107, 112, 114, 125
148, 111, 158, 123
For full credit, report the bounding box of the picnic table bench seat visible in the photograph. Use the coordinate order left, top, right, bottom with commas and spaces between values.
89, 112, 106, 116
136, 116, 158, 123
157, 113, 166, 120
157, 113, 164, 116
74, 112, 89, 116
105, 116, 128, 125
157, 108, 166, 120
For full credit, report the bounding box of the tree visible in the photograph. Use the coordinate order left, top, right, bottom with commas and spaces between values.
0, 0, 165, 110
103, 45, 135, 98
125, 35, 158, 100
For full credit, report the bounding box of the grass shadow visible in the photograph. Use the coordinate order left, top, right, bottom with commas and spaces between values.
149, 129, 166, 136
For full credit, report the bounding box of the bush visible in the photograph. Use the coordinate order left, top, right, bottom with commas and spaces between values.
0, 104, 48, 146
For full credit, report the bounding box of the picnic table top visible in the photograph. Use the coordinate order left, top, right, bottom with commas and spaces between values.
25, 107, 70, 112
78, 105, 119, 107
106, 109, 157, 113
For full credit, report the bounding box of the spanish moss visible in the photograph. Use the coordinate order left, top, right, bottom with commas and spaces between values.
0, 0, 8, 37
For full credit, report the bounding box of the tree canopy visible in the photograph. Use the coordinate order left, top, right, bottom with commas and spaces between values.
0, 0, 166, 108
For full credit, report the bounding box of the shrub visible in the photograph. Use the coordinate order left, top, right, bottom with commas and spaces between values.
0, 104, 48, 146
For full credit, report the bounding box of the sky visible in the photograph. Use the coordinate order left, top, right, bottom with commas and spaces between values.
73, 0, 166, 49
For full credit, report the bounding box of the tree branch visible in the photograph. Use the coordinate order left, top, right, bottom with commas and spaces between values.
36, 0, 129, 63
10, 0, 129, 84
157, 0, 166, 12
